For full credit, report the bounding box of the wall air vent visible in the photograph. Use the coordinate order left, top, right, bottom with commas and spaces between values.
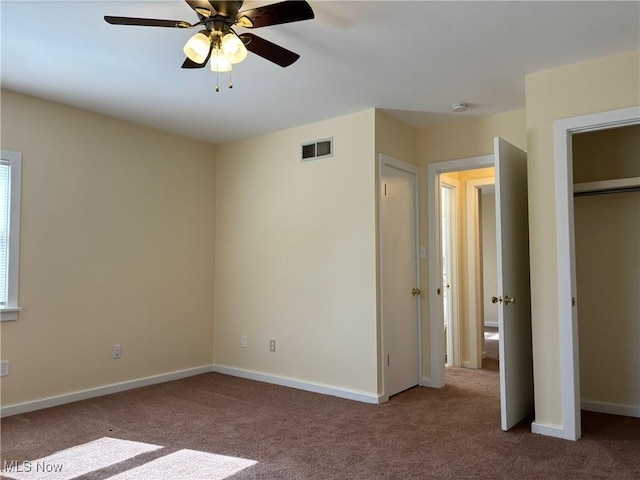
301, 137, 333, 162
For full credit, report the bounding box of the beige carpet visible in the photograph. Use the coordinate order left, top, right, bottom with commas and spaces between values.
2, 368, 639, 479
105, 449, 256, 480
0, 438, 255, 480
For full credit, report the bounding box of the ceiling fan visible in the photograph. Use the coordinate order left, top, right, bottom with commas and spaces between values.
105, 0, 314, 84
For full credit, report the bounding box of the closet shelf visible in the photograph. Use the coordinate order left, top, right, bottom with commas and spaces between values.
574, 177, 640, 196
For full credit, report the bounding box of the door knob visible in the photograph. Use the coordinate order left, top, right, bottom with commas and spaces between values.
412, 288, 421, 296
491, 296, 502, 304
504, 295, 516, 305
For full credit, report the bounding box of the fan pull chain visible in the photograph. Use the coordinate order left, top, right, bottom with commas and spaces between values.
215, 68, 220, 92
228, 70, 233, 89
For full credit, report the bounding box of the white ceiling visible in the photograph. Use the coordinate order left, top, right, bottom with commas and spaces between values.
2, 1, 639, 144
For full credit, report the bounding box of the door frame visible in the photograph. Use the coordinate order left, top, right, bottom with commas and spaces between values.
553, 105, 640, 441
465, 177, 496, 369
378, 153, 422, 400
426, 154, 493, 388
440, 178, 461, 367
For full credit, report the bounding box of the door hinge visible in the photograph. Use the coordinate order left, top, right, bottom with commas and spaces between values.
437, 288, 441, 295
387, 354, 390, 367
572, 297, 576, 306
384, 183, 387, 196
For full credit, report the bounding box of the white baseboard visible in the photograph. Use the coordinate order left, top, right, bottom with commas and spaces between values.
484, 322, 498, 328
582, 399, 640, 418
212, 364, 382, 404
419, 377, 444, 388
0, 365, 213, 418
531, 421, 566, 439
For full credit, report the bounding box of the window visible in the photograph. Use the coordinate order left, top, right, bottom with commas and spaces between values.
0, 150, 22, 321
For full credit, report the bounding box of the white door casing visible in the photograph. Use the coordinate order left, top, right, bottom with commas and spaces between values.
379, 154, 421, 399
552, 105, 640, 441
427, 155, 493, 388
494, 137, 534, 431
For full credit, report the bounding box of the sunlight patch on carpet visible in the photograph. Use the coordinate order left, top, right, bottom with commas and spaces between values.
105, 449, 257, 480
1, 437, 162, 480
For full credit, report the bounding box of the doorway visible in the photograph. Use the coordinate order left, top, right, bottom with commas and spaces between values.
439, 173, 496, 370
427, 155, 493, 388
427, 138, 534, 431
466, 177, 497, 370
553, 106, 640, 441
573, 126, 640, 420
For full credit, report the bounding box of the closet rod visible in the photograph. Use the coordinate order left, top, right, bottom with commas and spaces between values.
573, 177, 640, 197
574, 186, 640, 197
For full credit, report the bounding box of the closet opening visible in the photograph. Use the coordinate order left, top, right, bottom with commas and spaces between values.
572, 125, 640, 425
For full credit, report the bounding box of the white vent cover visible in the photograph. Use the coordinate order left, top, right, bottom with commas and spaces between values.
301, 137, 333, 162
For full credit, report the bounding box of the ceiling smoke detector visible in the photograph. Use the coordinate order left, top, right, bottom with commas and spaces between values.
451, 103, 469, 113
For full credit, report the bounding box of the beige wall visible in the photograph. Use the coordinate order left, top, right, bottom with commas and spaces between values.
0, 90, 216, 408
214, 109, 379, 395
525, 49, 640, 426
416, 110, 526, 378
417, 110, 527, 164
572, 125, 640, 183
375, 110, 418, 166
574, 192, 639, 408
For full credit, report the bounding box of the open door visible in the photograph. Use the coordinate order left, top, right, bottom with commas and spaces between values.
494, 137, 534, 431
440, 179, 460, 367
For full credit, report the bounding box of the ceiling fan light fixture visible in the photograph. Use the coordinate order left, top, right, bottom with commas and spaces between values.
221, 32, 248, 64
210, 47, 232, 72
183, 32, 211, 64
236, 16, 253, 28
195, 7, 213, 17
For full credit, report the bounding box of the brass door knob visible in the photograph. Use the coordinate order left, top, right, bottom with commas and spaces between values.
412, 288, 422, 296
504, 295, 516, 305
491, 296, 502, 304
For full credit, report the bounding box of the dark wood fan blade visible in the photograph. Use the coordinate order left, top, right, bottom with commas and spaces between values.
236, 1, 314, 28
104, 16, 191, 28
241, 33, 300, 67
185, 0, 216, 18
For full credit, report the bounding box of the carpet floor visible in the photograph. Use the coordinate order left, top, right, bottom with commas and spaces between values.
2, 364, 639, 479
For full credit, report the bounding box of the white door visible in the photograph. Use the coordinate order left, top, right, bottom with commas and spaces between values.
380, 155, 420, 398
441, 184, 453, 365
440, 181, 459, 366
494, 137, 534, 431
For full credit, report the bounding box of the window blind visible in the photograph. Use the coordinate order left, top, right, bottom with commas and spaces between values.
0, 159, 10, 307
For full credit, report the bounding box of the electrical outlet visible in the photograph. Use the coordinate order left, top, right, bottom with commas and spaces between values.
269, 339, 276, 352
241, 335, 247, 348
0, 360, 10, 377
112, 344, 121, 359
